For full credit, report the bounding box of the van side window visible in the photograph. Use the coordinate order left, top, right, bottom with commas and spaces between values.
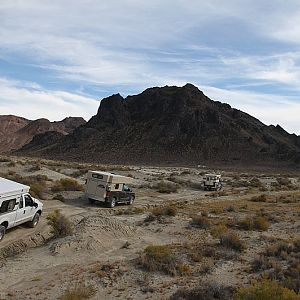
0, 199, 16, 214
24, 195, 33, 207
114, 184, 119, 189
19, 199, 24, 209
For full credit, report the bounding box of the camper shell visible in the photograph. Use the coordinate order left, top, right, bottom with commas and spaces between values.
0, 177, 43, 241
85, 171, 135, 208
203, 173, 222, 191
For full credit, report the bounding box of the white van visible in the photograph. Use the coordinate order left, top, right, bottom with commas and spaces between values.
85, 171, 135, 208
0, 177, 43, 241
203, 174, 222, 191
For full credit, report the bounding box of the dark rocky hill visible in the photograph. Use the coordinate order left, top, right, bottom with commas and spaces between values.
0, 115, 85, 153
16, 84, 300, 167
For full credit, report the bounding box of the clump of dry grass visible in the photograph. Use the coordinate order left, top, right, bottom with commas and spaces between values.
190, 215, 211, 229
51, 178, 84, 192
235, 279, 299, 300
59, 284, 96, 300
138, 245, 177, 275
237, 215, 270, 231
250, 194, 268, 202
47, 209, 73, 238
152, 181, 178, 193
152, 205, 177, 217
210, 223, 228, 238
220, 231, 245, 252
53, 194, 65, 202
170, 282, 233, 300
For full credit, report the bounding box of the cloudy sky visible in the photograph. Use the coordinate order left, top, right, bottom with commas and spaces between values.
1, 0, 300, 133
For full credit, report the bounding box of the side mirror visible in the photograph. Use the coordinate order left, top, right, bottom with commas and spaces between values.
33, 202, 38, 208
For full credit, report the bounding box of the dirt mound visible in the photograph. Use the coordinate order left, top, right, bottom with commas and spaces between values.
50, 215, 137, 255
0, 231, 51, 263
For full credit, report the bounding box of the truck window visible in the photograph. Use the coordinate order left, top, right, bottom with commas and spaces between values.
19, 199, 24, 209
24, 195, 33, 207
114, 184, 119, 189
0, 199, 16, 214
92, 174, 103, 179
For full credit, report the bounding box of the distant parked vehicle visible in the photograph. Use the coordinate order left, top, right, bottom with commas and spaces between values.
0, 177, 43, 242
85, 171, 135, 208
203, 173, 222, 191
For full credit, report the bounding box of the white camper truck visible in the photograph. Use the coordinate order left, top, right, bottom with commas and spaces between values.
203, 174, 222, 191
0, 177, 43, 241
85, 171, 135, 208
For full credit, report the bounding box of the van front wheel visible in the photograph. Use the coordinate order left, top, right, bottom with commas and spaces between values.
28, 213, 40, 228
0, 225, 6, 241
108, 197, 117, 208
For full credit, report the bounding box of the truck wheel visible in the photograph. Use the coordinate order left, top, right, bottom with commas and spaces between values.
108, 197, 117, 208
0, 225, 5, 241
28, 213, 40, 228
127, 195, 135, 205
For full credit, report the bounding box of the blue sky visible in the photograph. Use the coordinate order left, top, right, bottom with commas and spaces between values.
0, 0, 300, 134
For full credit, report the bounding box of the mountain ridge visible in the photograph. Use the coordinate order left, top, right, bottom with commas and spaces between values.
0, 115, 86, 153
12, 84, 300, 168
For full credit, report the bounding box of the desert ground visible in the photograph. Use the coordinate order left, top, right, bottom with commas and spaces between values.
0, 156, 299, 300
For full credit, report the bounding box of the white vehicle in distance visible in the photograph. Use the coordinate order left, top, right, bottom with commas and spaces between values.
203, 173, 223, 191
0, 177, 43, 241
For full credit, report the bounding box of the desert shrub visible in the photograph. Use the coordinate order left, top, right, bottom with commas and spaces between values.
190, 215, 211, 229
53, 194, 65, 202
226, 205, 236, 212
152, 205, 177, 217
235, 279, 299, 300
139, 245, 177, 275
29, 163, 42, 172
47, 209, 73, 238
170, 282, 233, 300
220, 232, 245, 252
59, 284, 96, 300
250, 194, 267, 202
249, 178, 263, 188
277, 177, 292, 186
51, 178, 84, 192
265, 241, 293, 258
0, 157, 11, 162
210, 224, 228, 238
70, 169, 88, 178
30, 183, 46, 199
7, 161, 16, 167
254, 216, 270, 231
237, 216, 270, 231
251, 255, 277, 272
176, 263, 192, 276
152, 181, 178, 193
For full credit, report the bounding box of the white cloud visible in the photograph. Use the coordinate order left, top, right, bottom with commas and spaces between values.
0, 78, 99, 121
0, 0, 300, 135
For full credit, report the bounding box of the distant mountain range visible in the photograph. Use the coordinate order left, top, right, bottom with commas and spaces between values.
0, 115, 86, 153
3, 84, 300, 168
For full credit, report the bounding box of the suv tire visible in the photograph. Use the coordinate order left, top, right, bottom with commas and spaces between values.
0, 225, 6, 241
28, 213, 40, 228
108, 197, 117, 208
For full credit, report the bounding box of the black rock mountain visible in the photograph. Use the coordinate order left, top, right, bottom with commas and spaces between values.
16, 84, 300, 167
